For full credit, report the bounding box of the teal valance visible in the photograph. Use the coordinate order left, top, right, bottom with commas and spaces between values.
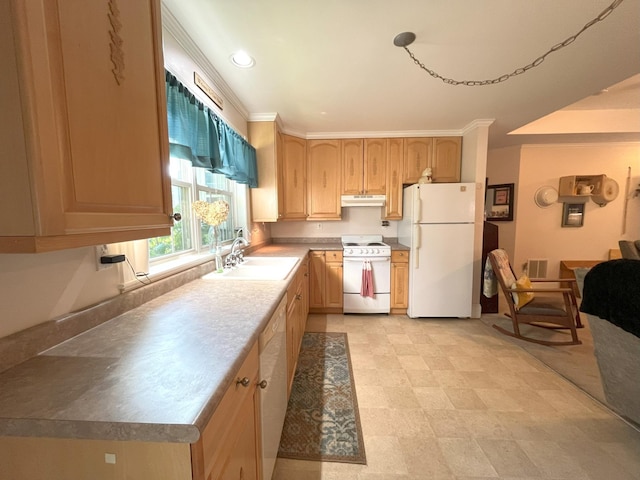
165, 71, 258, 187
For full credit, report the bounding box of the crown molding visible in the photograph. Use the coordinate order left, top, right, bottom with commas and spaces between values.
276, 129, 466, 140
462, 119, 495, 135
161, 4, 249, 120
247, 113, 285, 131
248, 113, 278, 122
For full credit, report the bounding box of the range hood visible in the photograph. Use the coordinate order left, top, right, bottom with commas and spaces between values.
341, 194, 386, 207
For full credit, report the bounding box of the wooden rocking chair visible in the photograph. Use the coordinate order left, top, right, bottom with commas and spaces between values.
487, 249, 582, 346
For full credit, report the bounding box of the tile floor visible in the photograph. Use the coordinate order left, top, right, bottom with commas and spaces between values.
272, 314, 640, 480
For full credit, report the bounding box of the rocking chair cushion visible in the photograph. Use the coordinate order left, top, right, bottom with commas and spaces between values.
518, 297, 567, 316
511, 275, 535, 310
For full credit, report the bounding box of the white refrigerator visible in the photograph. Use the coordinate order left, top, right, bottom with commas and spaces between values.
398, 183, 476, 318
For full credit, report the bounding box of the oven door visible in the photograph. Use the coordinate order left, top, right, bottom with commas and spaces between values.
343, 256, 391, 294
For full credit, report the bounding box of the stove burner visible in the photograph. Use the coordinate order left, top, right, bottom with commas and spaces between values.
343, 242, 386, 247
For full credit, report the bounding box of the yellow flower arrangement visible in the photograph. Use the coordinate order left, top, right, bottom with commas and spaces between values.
192, 200, 230, 227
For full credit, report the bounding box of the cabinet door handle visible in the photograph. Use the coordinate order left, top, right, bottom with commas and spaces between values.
258, 380, 268, 389
170, 213, 182, 221
236, 377, 250, 387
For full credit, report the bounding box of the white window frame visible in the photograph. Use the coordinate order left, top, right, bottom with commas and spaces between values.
115, 159, 250, 292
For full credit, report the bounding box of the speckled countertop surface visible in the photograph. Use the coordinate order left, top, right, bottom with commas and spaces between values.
0, 245, 314, 444
0, 241, 405, 444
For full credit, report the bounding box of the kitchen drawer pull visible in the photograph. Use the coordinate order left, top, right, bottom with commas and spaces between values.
236, 377, 250, 387
258, 380, 268, 389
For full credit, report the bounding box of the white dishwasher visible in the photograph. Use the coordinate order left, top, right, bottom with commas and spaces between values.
258, 295, 288, 480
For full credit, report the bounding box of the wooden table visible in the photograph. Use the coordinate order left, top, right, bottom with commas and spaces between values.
559, 260, 603, 298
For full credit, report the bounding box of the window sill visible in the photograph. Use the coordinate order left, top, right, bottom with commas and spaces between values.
119, 247, 232, 293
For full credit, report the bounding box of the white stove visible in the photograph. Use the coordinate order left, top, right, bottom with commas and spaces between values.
341, 235, 391, 314
341, 235, 391, 257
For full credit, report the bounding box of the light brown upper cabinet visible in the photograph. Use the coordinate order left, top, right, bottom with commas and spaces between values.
248, 121, 282, 222
403, 138, 433, 184
402, 137, 462, 184
342, 139, 386, 195
363, 139, 387, 194
432, 137, 462, 183
385, 138, 404, 220
307, 139, 341, 220
249, 123, 307, 221
1, 0, 173, 253
281, 134, 308, 220
341, 139, 364, 195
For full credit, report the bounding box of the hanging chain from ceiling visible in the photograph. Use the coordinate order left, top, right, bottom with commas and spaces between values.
401, 0, 625, 86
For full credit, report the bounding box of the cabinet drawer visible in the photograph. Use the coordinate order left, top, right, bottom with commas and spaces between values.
197, 343, 259, 480
326, 250, 343, 262
391, 251, 409, 263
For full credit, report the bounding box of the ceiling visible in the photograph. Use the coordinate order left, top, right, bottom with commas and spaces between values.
162, 0, 640, 149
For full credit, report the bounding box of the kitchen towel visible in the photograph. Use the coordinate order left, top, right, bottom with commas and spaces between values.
360, 260, 374, 298
482, 256, 497, 298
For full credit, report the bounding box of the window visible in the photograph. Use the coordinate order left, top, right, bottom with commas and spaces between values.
148, 155, 247, 263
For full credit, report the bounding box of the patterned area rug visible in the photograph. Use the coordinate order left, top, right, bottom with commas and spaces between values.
278, 332, 366, 464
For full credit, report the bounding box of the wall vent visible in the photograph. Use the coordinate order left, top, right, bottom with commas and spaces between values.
527, 259, 548, 279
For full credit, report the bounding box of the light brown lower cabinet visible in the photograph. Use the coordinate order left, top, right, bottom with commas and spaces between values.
391, 251, 409, 314
0, 437, 193, 480
192, 343, 260, 480
287, 255, 309, 394
0, 344, 261, 480
309, 250, 343, 314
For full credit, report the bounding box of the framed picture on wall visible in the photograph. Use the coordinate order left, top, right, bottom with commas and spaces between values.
494, 187, 510, 205
485, 183, 514, 221
561, 203, 585, 227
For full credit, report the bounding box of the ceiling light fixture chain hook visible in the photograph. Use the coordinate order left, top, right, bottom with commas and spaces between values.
399, 0, 624, 86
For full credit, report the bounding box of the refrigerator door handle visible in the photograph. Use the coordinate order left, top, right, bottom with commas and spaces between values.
413, 225, 420, 269
414, 189, 421, 222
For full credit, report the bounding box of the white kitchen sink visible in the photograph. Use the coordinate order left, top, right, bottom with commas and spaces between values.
203, 256, 299, 281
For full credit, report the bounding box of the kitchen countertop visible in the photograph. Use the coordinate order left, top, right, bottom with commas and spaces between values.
0, 241, 407, 444
0, 245, 312, 444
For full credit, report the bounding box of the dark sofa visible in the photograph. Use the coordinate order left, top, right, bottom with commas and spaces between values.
580, 259, 640, 426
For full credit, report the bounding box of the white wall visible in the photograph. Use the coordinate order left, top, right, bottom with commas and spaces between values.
0, 248, 121, 338
514, 143, 640, 277
487, 142, 640, 278
461, 122, 492, 318
271, 207, 398, 239
485, 145, 521, 260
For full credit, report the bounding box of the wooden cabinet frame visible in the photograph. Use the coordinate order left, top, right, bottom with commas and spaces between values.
309, 250, 343, 313
307, 140, 341, 220
390, 250, 409, 314
1, 0, 173, 253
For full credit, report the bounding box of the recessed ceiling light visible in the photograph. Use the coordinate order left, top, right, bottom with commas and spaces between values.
230, 50, 255, 68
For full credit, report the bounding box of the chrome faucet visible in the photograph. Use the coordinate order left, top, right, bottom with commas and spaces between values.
225, 236, 249, 268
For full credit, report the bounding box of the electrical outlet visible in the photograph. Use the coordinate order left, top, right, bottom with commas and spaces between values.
95, 244, 110, 271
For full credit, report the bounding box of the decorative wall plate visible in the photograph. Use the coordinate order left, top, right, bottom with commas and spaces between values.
534, 186, 558, 208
